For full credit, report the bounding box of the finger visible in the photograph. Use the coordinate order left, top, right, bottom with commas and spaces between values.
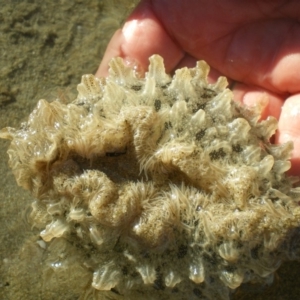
276, 94, 300, 176
220, 20, 300, 94
232, 82, 284, 120
152, 0, 300, 94
96, 0, 184, 78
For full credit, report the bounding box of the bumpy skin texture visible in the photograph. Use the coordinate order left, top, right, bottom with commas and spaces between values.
1, 55, 300, 300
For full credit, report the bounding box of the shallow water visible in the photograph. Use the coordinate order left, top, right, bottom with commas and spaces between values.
0, 1, 300, 299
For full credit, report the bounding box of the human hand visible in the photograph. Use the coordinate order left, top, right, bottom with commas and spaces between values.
96, 0, 300, 175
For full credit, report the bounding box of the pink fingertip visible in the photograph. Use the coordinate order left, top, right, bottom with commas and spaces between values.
276, 95, 300, 176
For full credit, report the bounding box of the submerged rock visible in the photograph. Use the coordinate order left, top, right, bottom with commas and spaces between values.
1, 55, 300, 299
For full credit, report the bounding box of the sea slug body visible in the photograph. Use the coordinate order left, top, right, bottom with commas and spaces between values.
1, 55, 300, 300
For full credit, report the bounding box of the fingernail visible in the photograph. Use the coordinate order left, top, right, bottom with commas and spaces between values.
122, 20, 139, 41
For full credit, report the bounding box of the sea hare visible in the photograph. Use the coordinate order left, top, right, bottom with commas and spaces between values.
1, 55, 300, 299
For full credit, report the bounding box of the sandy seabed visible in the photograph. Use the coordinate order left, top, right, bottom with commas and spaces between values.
0, 1, 300, 299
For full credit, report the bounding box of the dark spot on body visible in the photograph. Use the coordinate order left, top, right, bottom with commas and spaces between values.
201, 93, 211, 99
161, 82, 171, 89
177, 244, 188, 258
154, 99, 161, 111
122, 266, 128, 275
192, 103, 206, 113
209, 148, 226, 160
232, 144, 243, 152
202, 88, 217, 99
196, 129, 206, 140
131, 85, 142, 91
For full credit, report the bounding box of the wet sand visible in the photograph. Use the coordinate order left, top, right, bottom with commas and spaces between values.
0, 1, 300, 299
0, 1, 138, 299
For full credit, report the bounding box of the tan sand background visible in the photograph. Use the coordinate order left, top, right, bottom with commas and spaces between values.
0, 1, 299, 299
